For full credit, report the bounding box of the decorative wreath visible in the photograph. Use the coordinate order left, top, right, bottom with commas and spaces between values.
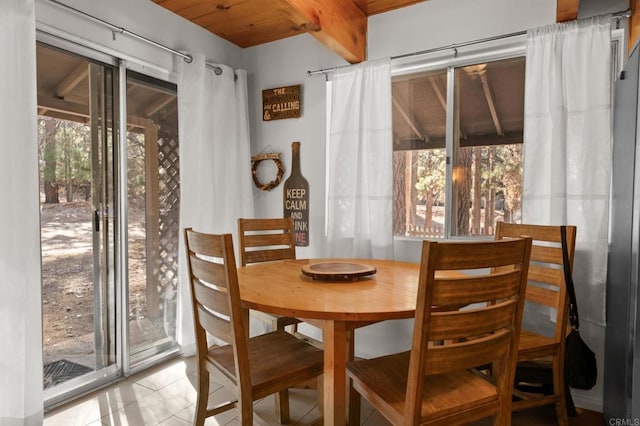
251, 152, 284, 191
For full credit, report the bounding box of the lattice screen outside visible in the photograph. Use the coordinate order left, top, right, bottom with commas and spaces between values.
157, 135, 179, 320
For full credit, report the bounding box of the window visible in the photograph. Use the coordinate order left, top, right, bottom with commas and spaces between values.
392, 53, 525, 238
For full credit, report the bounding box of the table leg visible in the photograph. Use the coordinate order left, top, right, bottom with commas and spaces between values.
323, 320, 348, 426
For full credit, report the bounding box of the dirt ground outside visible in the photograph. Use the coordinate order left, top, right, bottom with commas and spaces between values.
41, 201, 150, 369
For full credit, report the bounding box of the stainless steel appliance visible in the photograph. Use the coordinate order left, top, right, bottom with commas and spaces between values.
605, 43, 640, 422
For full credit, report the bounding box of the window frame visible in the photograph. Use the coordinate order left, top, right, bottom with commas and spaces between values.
391, 35, 527, 240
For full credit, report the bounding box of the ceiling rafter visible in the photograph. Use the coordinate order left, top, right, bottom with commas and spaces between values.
275, 0, 367, 63
428, 76, 468, 140
143, 95, 176, 117
392, 95, 429, 143
478, 72, 503, 137
55, 63, 88, 99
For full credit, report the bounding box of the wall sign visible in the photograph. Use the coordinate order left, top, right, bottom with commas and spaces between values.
262, 85, 301, 121
283, 142, 309, 246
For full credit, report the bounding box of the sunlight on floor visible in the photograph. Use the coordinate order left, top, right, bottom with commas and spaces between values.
43, 355, 386, 426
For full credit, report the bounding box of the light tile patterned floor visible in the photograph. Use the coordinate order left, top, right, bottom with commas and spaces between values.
43, 355, 389, 426
44, 355, 602, 426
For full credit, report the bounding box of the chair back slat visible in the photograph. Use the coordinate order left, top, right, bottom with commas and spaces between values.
428, 300, 518, 342
239, 218, 294, 231
525, 284, 559, 308
197, 304, 232, 343
238, 217, 296, 266
186, 230, 225, 258
432, 271, 522, 307
496, 223, 563, 242
433, 239, 530, 270
193, 280, 230, 318
189, 255, 228, 289
528, 264, 563, 287
244, 248, 295, 264
425, 330, 512, 375
530, 245, 563, 265
243, 233, 294, 248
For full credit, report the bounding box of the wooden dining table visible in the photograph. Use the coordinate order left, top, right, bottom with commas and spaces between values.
237, 258, 424, 426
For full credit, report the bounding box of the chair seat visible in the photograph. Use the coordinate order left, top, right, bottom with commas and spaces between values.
517, 330, 558, 360
206, 330, 323, 399
347, 351, 500, 425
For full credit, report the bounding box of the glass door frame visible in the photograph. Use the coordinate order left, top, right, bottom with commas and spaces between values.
40, 43, 122, 409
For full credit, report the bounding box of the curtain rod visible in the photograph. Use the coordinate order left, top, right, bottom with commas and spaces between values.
45, 0, 224, 75
307, 8, 632, 77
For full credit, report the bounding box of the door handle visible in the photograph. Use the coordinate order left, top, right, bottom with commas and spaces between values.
94, 209, 100, 232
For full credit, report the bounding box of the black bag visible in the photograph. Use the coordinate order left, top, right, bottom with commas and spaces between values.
561, 226, 597, 390
565, 329, 597, 390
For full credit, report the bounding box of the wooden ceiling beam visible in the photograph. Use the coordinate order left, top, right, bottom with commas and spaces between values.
631, 0, 640, 54
556, 0, 579, 22
275, 0, 367, 63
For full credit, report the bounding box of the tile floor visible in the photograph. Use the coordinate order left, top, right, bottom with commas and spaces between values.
44, 355, 603, 426
43, 355, 387, 426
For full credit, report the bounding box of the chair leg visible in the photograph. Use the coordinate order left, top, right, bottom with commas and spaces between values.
347, 329, 360, 425
492, 359, 512, 426
275, 389, 290, 424
195, 368, 210, 426
552, 356, 569, 426
348, 381, 361, 426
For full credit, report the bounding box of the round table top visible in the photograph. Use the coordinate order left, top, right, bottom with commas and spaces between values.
237, 258, 422, 322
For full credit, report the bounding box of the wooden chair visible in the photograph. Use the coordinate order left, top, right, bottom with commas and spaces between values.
184, 228, 323, 425
237, 217, 304, 334
494, 222, 577, 426
347, 237, 532, 425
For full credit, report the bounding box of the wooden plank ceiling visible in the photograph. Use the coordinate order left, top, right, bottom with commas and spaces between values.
153, 0, 582, 64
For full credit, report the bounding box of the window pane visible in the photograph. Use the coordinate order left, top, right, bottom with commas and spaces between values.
126, 72, 180, 365
392, 69, 447, 237
452, 58, 524, 236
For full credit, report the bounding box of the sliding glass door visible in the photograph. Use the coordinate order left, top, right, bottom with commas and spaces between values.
37, 43, 180, 407
38, 46, 118, 402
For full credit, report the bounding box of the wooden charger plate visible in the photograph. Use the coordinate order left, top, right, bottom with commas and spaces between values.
301, 262, 376, 282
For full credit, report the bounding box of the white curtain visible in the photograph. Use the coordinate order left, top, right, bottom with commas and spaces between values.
0, 1, 43, 425
176, 55, 255, 353
326, 58, 394, 259
523, 16, 612, 326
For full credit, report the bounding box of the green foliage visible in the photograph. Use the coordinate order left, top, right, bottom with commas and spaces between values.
414, 148, 446, 204
127, 132, 147, 206
38, 119, 91, 190
37, 117, 151, 204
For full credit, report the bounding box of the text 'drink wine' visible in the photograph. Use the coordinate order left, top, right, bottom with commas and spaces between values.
283, 141, 309, 246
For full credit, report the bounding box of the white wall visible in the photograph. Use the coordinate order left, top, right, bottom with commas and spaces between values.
368, 0, 555, 59
242, 0, 608, 413
243, 34, 346, 260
